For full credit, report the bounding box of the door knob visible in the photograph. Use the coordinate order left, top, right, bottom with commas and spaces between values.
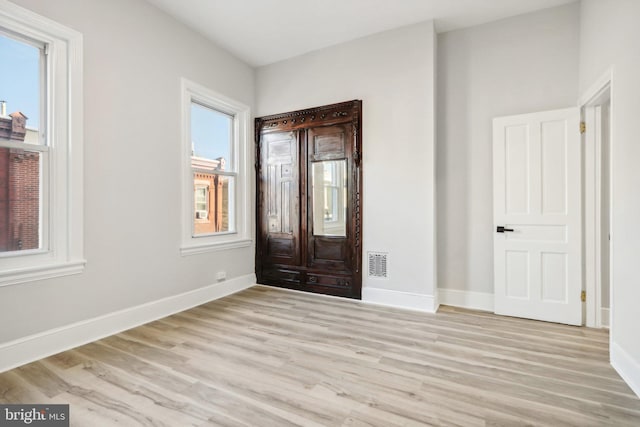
496, 226, 514, 233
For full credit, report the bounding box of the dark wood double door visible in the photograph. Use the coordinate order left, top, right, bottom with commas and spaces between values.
255, 100, 362, 299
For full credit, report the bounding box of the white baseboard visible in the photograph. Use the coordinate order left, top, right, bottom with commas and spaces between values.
601, 308, 610, 328
611, 341, 640, 398
0, 273, 256, 373
438, 288, 494, 312
362, 287, 438, 313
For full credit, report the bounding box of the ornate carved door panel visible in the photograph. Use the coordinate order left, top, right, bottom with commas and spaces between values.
256, 101, 362, 299
259, 131, 300, 266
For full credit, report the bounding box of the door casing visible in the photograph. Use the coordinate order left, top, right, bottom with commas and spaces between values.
580, 69, 613, 329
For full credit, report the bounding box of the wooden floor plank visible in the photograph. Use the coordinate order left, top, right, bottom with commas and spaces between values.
1, 285, 638, 426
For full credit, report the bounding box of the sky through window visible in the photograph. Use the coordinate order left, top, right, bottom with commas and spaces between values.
0, 33, 40, 129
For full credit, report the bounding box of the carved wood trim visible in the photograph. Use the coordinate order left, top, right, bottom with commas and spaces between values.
255, 100, 361, 133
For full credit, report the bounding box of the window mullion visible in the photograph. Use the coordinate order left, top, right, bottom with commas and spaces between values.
0, 141, 49, 152
191, 169, 236, 178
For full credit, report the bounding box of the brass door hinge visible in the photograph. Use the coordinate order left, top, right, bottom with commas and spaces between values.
581, 290, 586, 302
580, 122, 586, 134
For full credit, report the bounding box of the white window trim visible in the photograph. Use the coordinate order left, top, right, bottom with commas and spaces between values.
180, 78, 251, 255
0, 1, 85, 286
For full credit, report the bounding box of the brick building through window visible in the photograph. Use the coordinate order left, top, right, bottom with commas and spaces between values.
0, 106, 40, 252
192, 156, 229, 235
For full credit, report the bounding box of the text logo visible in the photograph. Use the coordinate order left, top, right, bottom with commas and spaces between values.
0, 405, 68, 426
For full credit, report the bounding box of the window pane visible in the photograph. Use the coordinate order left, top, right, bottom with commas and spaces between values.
0, 149, 41, 252
195, 186, 208, 212
0, 32, 42, 143
191, 103, 232, 170
193, 173, 234, 236
0, 33, 44, 254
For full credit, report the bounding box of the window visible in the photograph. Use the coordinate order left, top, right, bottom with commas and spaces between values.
195, 185, 209, 217
181, 79, 251, 254
0, 3, 84, 286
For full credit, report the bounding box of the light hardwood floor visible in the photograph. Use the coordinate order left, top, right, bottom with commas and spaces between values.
1, 285, 639, 426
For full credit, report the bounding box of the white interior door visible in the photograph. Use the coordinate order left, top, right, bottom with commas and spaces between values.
493, 108, 582, 325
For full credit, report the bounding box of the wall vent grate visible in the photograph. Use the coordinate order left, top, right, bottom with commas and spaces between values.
368, 252, 388, 278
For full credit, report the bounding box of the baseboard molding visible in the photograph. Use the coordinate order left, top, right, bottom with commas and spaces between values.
438, 288, 494, 312
0, 273, 256, 373
601, 308, 610, 328
611, 341, 640, 398
362, 287, 438, 313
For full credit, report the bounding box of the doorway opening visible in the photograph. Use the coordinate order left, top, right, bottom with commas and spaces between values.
581, 71, 612, 330
491, 71, 613, 328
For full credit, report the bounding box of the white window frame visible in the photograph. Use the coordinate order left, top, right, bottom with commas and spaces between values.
181, 78, 251, 255
0, 1, 84, 287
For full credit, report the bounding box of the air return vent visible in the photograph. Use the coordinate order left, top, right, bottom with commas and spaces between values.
368, 252, 388, 278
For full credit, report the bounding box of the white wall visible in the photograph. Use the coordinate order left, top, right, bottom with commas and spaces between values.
436, 3, 580, 300
256, 21, 438, 311
0, 0, 255, 345
579, 0, 640, 397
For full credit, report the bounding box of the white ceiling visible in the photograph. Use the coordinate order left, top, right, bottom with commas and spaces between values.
145, 0, 576, 67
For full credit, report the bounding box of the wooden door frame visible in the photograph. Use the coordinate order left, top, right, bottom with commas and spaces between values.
255, 100, 363, 299
580, 68, 613, 329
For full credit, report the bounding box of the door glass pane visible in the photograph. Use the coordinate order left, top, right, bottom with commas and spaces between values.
312, 160, 346, 237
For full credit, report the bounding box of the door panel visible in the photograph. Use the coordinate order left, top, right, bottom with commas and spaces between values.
313, 238, 345, 261
310, 127, 347, 160
306, 273, 352, 289
541, 252, 567, 302
260, 131, 300, 266
307, 125, 351, 271
256, 101, 362, 299
505, 250, 529, 299
504, 125, 530, 215
493, 108, 581, 325
541, 120, 568, 214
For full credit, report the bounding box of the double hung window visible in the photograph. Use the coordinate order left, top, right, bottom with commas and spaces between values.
181, 79, 251, 254
0, 2, 84, 286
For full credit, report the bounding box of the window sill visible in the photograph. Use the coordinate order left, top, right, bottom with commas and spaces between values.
0, 260, 86, 288
180, 238, 253, 256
